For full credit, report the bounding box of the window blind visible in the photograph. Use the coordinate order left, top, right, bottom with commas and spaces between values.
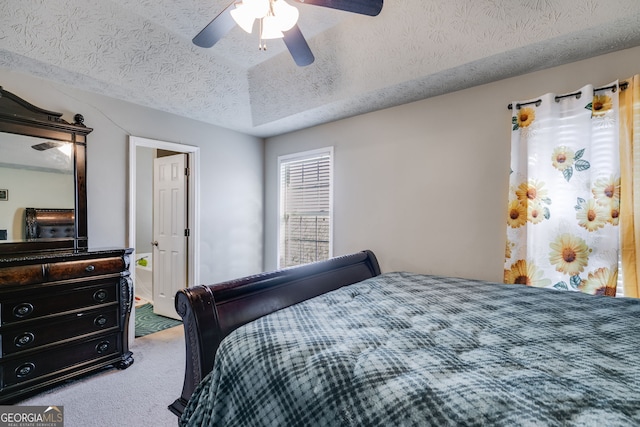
279, 150, 332, 268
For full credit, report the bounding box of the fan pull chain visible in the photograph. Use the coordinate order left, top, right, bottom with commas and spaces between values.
258, 18, 267, 50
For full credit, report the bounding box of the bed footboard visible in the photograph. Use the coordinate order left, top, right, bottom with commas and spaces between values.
169, 250, 381, 416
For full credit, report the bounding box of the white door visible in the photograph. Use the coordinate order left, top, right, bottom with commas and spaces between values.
152, 153, 188, 319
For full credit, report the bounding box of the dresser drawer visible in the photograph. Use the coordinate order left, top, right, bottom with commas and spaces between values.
1, 333, 121, 389
1, 308, 119, 356
1, 281, 119, 325
0, 257, 124, 287
46, 257, 124, 282
0, 264, 45, 287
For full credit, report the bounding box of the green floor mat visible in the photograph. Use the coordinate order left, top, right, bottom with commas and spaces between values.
135, 303, 181, 338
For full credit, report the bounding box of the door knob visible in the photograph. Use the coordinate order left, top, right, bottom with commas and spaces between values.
151, 241, 158, 247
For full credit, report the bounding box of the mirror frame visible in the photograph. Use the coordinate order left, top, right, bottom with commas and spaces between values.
0, 86, 92, 253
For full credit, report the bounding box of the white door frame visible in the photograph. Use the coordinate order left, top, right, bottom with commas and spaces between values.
127, 136, 200, 342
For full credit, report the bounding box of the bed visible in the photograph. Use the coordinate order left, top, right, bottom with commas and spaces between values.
169, 250, 640, 426
25, 207, 75, 239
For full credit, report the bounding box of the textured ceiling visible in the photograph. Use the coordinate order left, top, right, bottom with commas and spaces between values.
1, 0, 640, 137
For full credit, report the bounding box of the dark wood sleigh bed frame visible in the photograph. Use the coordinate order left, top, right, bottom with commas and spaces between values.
169, 250, 381, 416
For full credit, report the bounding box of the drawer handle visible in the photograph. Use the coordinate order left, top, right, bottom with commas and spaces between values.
96, 341, 111, 354
85, 264, 96, 272
94, 315, 108, 327
16, 362, 36, 378
15, 332, 35, 347
13, 303, 34, 318
93, 289, 108, 302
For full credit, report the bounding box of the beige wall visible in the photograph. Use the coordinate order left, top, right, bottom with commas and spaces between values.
0, 69, 264, 284
264, 46, 640, 281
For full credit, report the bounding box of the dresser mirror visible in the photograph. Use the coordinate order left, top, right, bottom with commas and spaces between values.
0, 86, 92, 254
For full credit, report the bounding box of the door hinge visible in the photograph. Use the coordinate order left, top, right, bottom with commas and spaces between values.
185, 167, 190, 176
184, 228, 190, 237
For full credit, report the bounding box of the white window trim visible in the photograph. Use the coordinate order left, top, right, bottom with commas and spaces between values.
277, 147, 334, 269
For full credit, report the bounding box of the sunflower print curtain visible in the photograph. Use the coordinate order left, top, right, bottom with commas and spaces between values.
505, 83, 620, 296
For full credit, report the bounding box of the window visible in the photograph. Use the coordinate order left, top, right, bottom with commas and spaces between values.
278, 147, 333, 268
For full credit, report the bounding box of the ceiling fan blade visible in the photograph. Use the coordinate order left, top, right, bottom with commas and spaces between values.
292, 0, 383, 16
193, 2, 237, 48
283, 25, 315, 67
31, 141, 65, 151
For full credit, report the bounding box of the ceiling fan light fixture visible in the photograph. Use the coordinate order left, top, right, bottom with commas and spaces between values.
57, 142, 74, 158
244, 0, 270, 18
230, 4, 256, 33
272, 0, 299, 32
260, 15, 285, 40
231, 0, 270, 33
231, 0, 299, 39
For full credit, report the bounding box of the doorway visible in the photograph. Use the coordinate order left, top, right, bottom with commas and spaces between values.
128, 137, 200, 340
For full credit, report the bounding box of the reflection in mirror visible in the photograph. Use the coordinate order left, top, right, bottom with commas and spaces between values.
0, 132, 74, 242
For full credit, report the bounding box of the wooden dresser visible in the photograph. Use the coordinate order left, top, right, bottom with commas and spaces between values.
0, 248, 134, 403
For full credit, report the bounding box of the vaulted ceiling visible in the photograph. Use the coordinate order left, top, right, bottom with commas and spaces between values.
1, 0, 640, 137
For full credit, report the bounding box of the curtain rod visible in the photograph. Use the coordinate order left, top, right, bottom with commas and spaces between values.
507, 81, 629, 110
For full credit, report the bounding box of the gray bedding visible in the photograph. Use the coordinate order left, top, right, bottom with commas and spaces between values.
180, 272, 640, 426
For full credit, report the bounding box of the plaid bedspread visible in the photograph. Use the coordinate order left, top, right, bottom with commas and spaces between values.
180, 272, 640, 426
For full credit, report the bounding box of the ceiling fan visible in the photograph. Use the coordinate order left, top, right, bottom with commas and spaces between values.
193, 0, 384, 66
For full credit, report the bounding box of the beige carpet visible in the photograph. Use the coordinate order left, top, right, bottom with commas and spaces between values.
17, 326, 185, 427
